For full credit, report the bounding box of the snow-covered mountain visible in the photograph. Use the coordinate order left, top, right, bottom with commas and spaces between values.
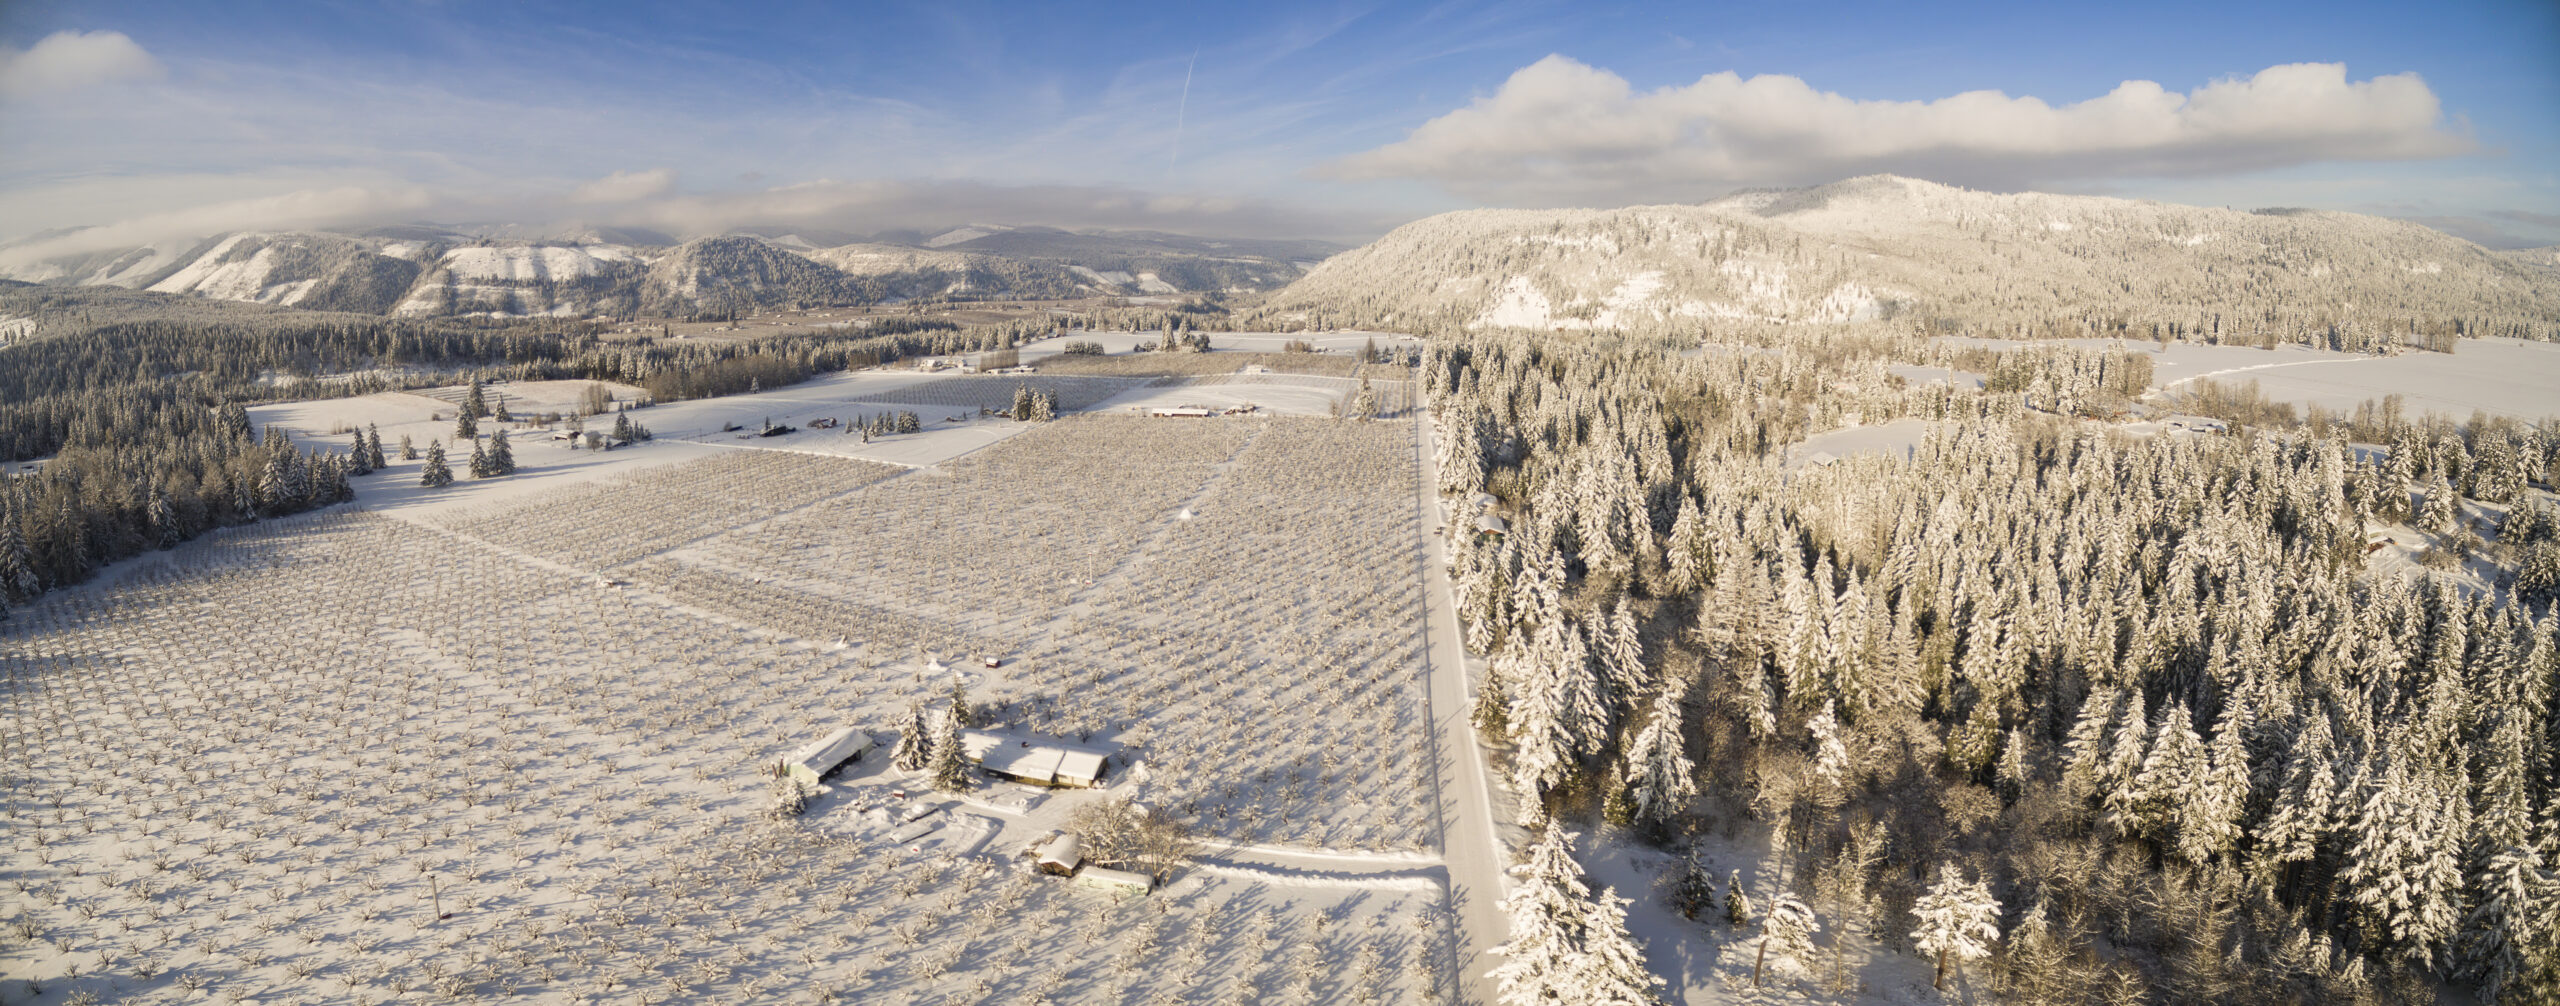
1265, 175, 2560, 339
0, 224, 1338, 318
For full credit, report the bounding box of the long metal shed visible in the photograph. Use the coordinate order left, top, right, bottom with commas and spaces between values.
783, 727, 874, 789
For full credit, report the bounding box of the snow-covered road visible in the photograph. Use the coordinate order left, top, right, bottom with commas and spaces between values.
1414, 400, 1514, 1006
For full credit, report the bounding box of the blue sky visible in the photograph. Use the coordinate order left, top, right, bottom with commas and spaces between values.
1, 0, 2554, 249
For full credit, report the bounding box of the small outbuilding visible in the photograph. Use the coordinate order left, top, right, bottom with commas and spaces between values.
780, 727, 874, 789
1073, 867, 1154, 896
1037, 834, 1084, 876
1473, 513, 1510, 537
1148, 406, 1215, 418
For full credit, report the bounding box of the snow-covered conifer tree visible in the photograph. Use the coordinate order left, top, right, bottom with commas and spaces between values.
419, 442, 453, 488
1911, 863, 2001, 990
1489, 821, 1590, 1005
1575, 886, 1666, 1005
928, 709, 968, 793
486, 429, 516, 476
891, 702, 931, 772
1621, 678, 1695, 830
1755, 891, 1818, 987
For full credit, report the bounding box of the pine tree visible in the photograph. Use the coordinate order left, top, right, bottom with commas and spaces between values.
347, 431, 371, 475
486, 429, 516, 476
1489, 821, 1590, 1005
493, 394, 512, 424
928, 709, 968, 792
1503, 635, 1574, 823
2343, 754, 2467, 969
455, 409, 478, 439
255, 444, 303, 516
365, 424, 387, 470
469, 437, 492, 479
1724, 870, 1754, 926
2420, 477, 2459, 534
1665, 845, 1716, 920
1621, 678, 1696, 830
1663, 496, 1707, 594
2176, 703, 2252, 865
891, 702, 931, 771
1755, 891, 1818, 987
1472, 661, 1512, 737
2252, 713, 2339, 875
1598, 598, 1650, 712
2458, 825, 2559, 1005
420, 442, 453, 488
1911, 863, 2002, 991
400, 433, 417, 461
1576, 886, 1666, 1005
463, 378, 487, 419
145, 482, 178, 550
947, 683, 975, 729
0, 510, 37, 600
612, 413, 634, 443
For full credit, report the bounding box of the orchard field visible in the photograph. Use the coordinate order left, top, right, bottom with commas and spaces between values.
0, 411, 1451, 1004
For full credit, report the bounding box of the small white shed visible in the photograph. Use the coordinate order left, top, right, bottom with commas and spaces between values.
1074, 866, 1154, 896
1473, 513, 1510, 536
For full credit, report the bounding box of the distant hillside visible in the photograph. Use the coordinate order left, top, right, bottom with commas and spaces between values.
0, 224, 1341, 319
1263, 175, 2560, 342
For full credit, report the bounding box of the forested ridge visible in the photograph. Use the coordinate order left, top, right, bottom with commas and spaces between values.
1434, 334, 2560, 1003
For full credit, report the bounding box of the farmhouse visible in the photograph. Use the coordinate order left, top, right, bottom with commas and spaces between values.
1474, 513, 1510, 537
960, 729, 1112, 787
779, 726, 874, 789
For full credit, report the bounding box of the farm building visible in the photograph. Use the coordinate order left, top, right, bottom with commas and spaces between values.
779, 727, 874, 789
960, 730, 1112, 787
1073, 867, 1154, 896
1147, 406, 1215, 418
1036, 834, 1084, 876
1474, 513, 1510, 537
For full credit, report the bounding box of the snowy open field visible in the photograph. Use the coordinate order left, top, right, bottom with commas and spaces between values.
2181, 336, 2560, 421
1017, 330, 1422, 362
2, 402, 1453, 1003
1934, 334, 2560, 421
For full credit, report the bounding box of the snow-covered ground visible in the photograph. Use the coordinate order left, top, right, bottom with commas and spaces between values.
2188, 336, 2560, 421
7, 384, 1469, 1003
1786, 419, 1936, 470
1934, 334, 2560, 423
1017, 329, 1421, 361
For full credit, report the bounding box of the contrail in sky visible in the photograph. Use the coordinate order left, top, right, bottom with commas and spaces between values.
1170, 48, 1197, 173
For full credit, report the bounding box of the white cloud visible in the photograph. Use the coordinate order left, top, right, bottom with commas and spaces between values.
1330, 57, 2473, 205
569, 168, 674, 204
0, 185, 429, 268
0, 30, 163, 100
603, 178, 1378, 241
